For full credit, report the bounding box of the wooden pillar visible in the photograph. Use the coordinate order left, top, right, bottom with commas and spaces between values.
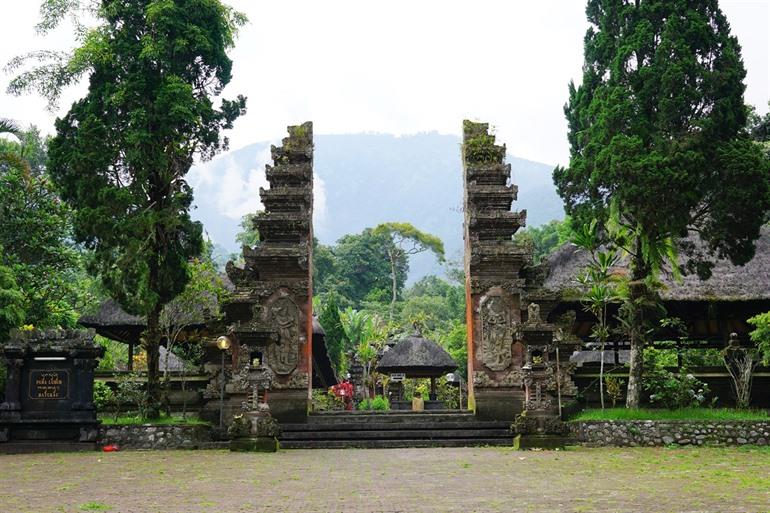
127, 340, 134, 372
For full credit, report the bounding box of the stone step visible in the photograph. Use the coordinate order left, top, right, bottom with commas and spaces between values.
0, 441, 97, 454
279, 438, 514, 449
281, 420, 510, 432
304, 413, 479, 425
280, 428, 512, 441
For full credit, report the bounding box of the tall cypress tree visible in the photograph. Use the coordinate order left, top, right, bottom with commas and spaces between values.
48, 0, 246, 416
555, 0, 770, 407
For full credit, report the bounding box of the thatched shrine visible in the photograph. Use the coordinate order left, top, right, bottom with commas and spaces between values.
377, 332, 457, 407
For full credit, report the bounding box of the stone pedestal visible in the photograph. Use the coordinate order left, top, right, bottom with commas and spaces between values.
228, 407, 281, 453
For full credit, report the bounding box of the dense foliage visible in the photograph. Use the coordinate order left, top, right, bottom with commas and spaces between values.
45, 0, 246, 416
555, 0, 770, 407
0, 125, 98, 333
513, 217, 574, 263
314, 225, 467, 383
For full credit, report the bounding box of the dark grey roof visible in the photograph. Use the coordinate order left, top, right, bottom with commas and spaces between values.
377, 334, 458, 376
79, 299, 145, 328
543, 225, 770, 302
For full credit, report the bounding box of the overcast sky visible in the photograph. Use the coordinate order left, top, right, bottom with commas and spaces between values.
1, 0, 768, 166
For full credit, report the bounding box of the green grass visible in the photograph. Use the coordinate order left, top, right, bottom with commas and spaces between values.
99, 413, 209, 426
78, 502, 112, 511
570, 407, 770, 422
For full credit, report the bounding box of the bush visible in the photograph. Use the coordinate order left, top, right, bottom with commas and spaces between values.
312, 389, 345, 411
357, 395, 389, 411
93, 381, 114, 411
643, 369, 711, 409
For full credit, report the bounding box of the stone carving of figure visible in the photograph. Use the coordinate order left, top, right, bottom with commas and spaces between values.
527, 302, 541, 324
481, 295, 512, 371
266, 296, 299, 375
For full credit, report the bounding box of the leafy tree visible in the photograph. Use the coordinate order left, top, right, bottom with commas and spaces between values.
373, 222, 445, 312
555, 0, 770, 407
0, 126, 96, 329
513, 217, 574, 263
317, 292, 350, 378
574, 221, 621, 410
748, 312, 770, 365
318, 229, 407, 308
159, 244, 229, 409
235, 212, 261, 248
45, 0, 247, 416
0, 257, 25, 344
748, 102, 770, 158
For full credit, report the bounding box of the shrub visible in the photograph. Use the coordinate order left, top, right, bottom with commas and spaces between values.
93, 381, 114, 411
312, 389, 345, 411
643, 369, 711, 409
357, 395, 389, 411
604, 375, 624, 407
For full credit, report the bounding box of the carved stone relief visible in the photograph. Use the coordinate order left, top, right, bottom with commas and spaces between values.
265, 294, 300, 375
479, 292, 514, 372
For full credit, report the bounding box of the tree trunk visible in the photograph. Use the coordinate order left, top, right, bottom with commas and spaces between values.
625, 254, 649, 409
144, 303, 163, 419
388, 249, 397, 318
599, 343, 605, 410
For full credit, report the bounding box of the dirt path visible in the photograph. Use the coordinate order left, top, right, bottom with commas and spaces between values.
1, 446, 768, 512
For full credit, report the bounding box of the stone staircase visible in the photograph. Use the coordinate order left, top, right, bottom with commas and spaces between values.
279, 410, 514, 449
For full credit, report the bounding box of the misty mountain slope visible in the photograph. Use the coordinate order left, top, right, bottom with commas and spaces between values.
188, 132, 565, 281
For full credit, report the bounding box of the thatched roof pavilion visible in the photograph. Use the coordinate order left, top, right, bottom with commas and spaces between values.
377, 333, 458, 377
543, 225, 770, 346
377, 333, 458, 402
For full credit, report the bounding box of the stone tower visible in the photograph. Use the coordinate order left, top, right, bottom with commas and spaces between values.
222, 122, 314, 423
462, 120, 576, 424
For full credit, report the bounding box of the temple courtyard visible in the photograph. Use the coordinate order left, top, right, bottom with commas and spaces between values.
0, 446, 768, 512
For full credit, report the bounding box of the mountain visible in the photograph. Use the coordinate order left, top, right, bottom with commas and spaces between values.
188, 132, 565, 281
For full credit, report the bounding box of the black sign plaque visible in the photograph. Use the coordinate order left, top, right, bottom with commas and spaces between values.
28, 370, 69, 400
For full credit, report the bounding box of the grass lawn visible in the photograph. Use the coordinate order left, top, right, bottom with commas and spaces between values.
0, 446, 768, 512
571, 407, 770, 421
98, 413, 209, 426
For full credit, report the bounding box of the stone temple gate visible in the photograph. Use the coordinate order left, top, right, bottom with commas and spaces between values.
208, 120, 577, 433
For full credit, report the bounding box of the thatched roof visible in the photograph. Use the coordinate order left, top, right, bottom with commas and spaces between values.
377, 334, 458, 377
543, 225, 770, 302
79, 299, 145, 328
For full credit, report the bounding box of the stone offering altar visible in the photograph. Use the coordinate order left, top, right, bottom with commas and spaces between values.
0, 328, 104, 448
228, 366, 281, 452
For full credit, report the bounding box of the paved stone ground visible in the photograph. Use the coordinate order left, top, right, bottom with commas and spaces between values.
1, 446, 769, 512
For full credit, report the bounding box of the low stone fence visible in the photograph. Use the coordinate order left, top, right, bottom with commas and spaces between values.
570, 420, 770, 447
98, 424, 215, 450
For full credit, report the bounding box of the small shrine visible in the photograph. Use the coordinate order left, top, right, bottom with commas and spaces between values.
377, 332, 458, 410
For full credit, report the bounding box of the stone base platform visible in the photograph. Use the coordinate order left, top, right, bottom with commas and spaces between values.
280, 410, 513, 449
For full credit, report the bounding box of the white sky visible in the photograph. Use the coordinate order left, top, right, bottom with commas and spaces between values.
0, 0, 768, 166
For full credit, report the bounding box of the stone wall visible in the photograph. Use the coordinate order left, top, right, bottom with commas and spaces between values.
98, 424, 214, 450
571, 420, 770, 447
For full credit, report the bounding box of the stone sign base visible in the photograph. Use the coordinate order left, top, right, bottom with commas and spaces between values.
474, 388, 524, 421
